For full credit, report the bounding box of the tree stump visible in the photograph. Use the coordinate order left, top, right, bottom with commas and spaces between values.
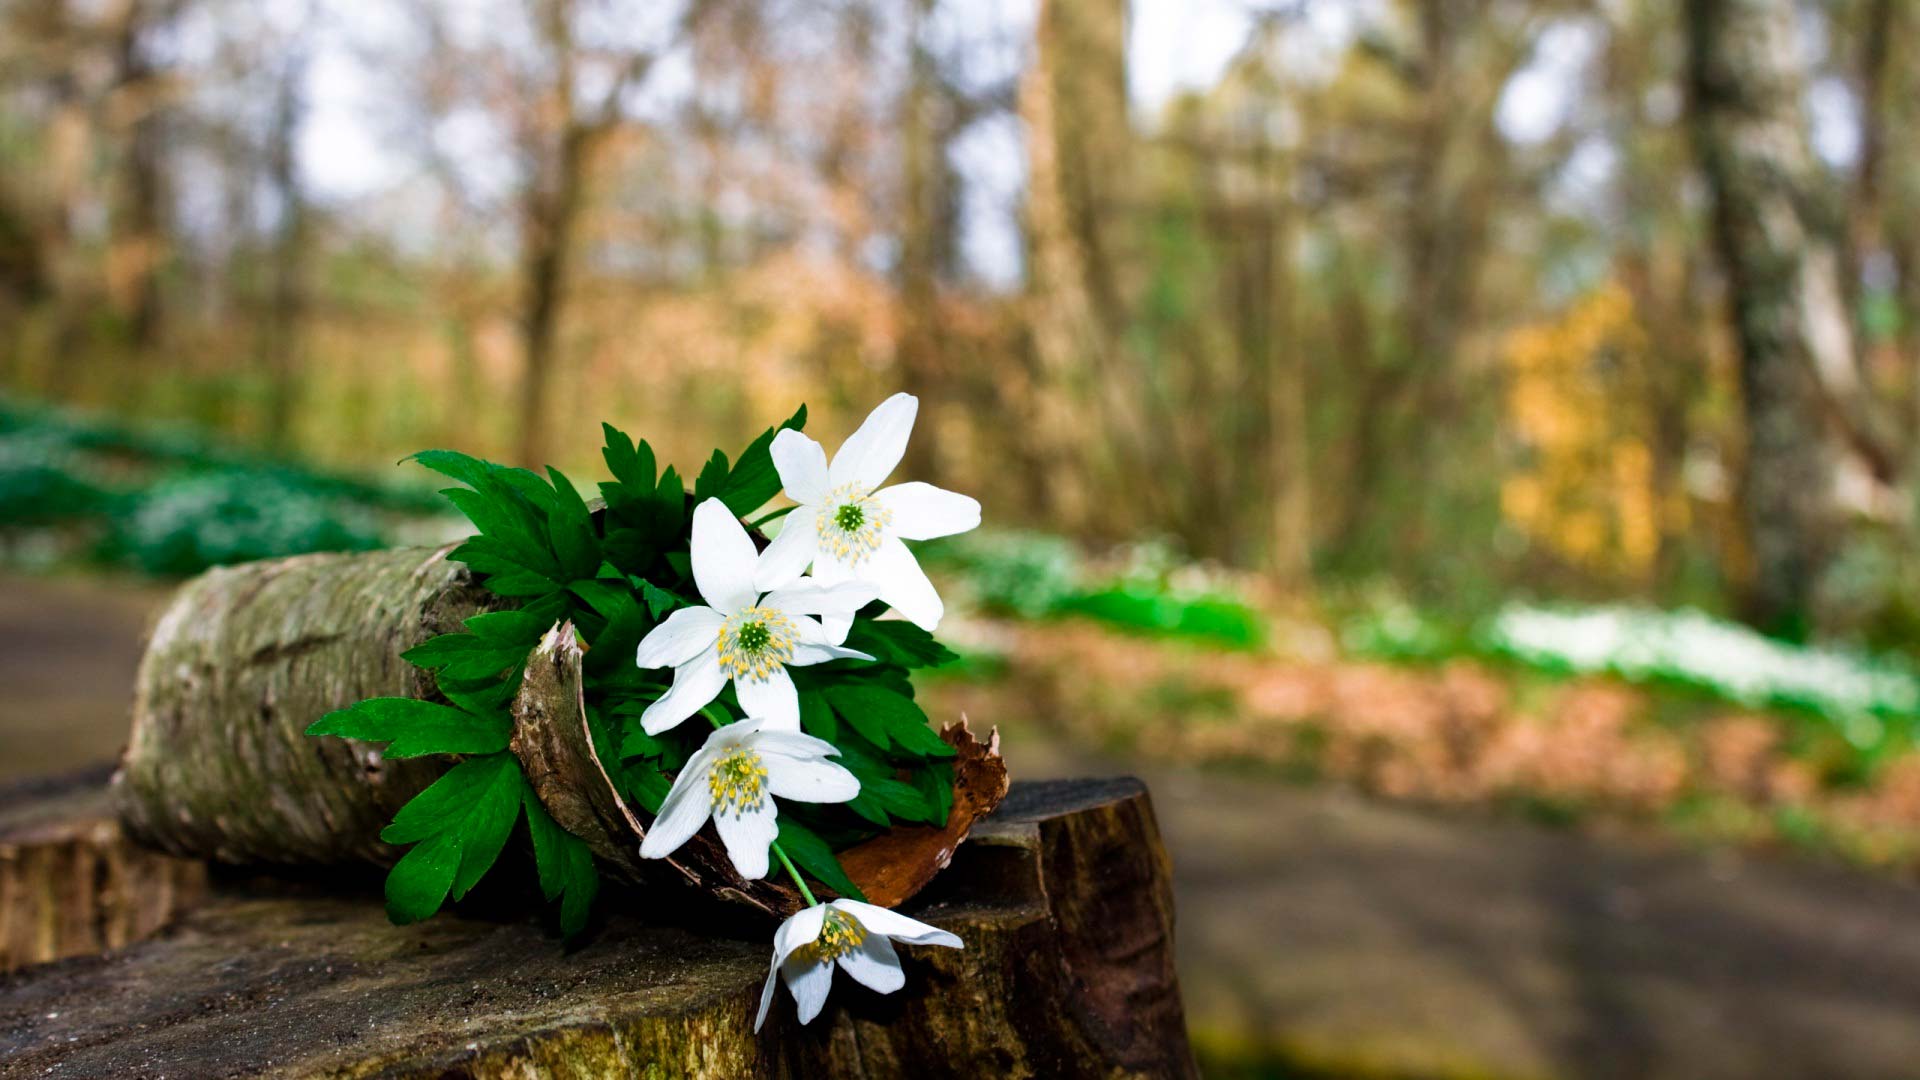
0, 775, 1196, 1078
0, 767, 205, 974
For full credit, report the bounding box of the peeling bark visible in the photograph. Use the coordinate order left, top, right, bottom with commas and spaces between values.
112, 546, 501, 866
115, 549, 1007, 916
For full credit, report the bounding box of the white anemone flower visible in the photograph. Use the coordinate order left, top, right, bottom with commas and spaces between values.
754, 898, 963, 1031
635, 499, 874, 733
754, 393, 980, 634
638, 717, 859, 879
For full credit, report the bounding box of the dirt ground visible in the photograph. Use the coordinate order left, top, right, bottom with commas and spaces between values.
7, 572, 1920, 1079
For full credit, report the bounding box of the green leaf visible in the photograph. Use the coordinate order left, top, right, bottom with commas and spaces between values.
692, 449, 731, 504
306, 698, 511, 758
442, 489, 559, 578
601, 424, 657, 495
822, 683, 953, 758
639, 580, 683, 618
385, 830, 461, 924
843, 619, 958, 669
798, 689, 837, 742
546, 467, 601, 581
717, 404, 807, 516
380, 753, 518, 844
449, 760, 525, 899
463, 594, 564, 646
401, 632, 528, 682
776, 817, 864, 901
378, 753, 525, 924
407, 449, 495, 492
524, 787, 600, 937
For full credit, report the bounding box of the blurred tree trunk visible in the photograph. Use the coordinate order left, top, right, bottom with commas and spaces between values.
1020, 0, 1139, 533
1684, 0, 1877, 635
513, 0, 707, 469
895, 0, 950, 484
109, 0, 177, 355
261, 39, 310, 453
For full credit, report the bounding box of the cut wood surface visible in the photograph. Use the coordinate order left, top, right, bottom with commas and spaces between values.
0, 776, 1195, 1079
0, 767, 205, 974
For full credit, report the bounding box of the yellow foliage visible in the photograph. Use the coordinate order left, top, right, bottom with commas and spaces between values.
1500, 281, 1673, 579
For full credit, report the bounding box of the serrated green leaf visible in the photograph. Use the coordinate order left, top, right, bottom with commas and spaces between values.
385, 829, 460, 924
449, 758, 525, 899
775, 818, 863, 901
692, 448, 731, 503
822, 682, 953, 758
463, 595, 563, 646
718, 404, 806, 516
798, 689, 837, 742
639, 580, 683, 618
843, 619, 958, 669
401, 632, 528, 682
527, 787, 602, 935
407, 449, 494, 491
380, 753, 515, 844
306, 697, 511, 758
601, 424, 656, 495
545, 467, 601, 580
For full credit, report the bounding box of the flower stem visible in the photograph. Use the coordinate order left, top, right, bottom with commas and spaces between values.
747, 505, 796, 530
699, 704, 818, 907
773, 842, 819, 907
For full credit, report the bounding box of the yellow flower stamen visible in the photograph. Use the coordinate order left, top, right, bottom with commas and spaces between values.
815, 483, 892, 566
804, 910, 867, 962
716, 606, 797, 682
707, 746, 770, 817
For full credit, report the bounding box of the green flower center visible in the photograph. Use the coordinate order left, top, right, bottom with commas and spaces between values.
717, 606, 796, 681
816, 483, 893, 566
707, 746, 768, 816
735, 620, 771, 653
807, 910, 867, 962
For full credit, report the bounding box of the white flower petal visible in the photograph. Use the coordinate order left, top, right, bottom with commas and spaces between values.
763, 580, 875, 617
805, 559, 856, 644
834, 900, 963, 948
763, 755, 860, 804
875, 482, 980, 541
749, 729, 842, 760
639, 650, 727, 735
755, 961, 782, 1032
734, 667, 800, 730
714, 800, 779, 879
837, 931, 905, 994
771, 429, 832, 505
782, 953, 835, 1025
788, 615, 873, 667
752, 506, 820, 593
773, 903, 829, 962
638, 761, 714, 860
828, 392, 917, 490
863, 536, 944, 631
634, 606, 725, 669
690, 498, 759, 615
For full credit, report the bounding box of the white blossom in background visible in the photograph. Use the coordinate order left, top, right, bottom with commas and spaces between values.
1490, 604, 1920, 745
634, 499, 874, 733
755, 393, 980, 635
638, 717, 859, 879
754, 898, 963, 1031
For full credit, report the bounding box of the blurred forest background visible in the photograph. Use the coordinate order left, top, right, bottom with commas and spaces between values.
11, 2, 1920, 1074
6, 0, 1919, 641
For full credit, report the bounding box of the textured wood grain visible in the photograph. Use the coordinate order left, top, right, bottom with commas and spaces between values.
0, 777, 1194, 1078
0, 767, 205, 973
